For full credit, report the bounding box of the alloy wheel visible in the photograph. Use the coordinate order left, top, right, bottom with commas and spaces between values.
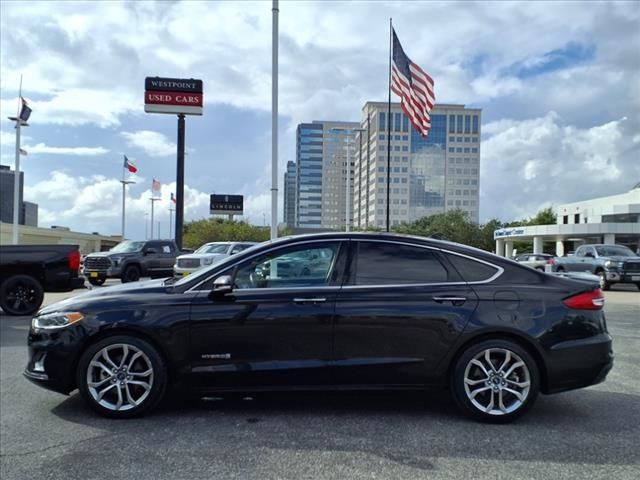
86, 343, 154, 411
463, 348, 531, 416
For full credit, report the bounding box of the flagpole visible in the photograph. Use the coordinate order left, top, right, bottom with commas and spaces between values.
169, 207, 174, 239
271, 0, 279, 240
150, 197, 160, 239
11, 75, 23, 244
386, 18, 393, 232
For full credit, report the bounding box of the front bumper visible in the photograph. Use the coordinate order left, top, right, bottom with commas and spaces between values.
605, 270, 640, 284
24, 325, 86, 395
173, 265, 204, 276
543, 333, 614, 394
83, 266, 122, 279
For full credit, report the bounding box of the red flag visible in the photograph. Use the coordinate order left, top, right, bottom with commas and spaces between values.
123, 155, 137, 173
170, 192, 177, 204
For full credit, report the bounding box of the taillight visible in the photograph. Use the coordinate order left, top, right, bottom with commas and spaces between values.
68, 250, 80, 271
563, 289, 605, 310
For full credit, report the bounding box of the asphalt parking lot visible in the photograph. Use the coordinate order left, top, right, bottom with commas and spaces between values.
1, 283, 638, 480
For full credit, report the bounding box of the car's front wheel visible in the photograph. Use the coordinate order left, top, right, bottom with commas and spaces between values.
77, 335, 167, 418
451, 339, 539, 423
121, 265, 141, 283
597, 271, 610, 291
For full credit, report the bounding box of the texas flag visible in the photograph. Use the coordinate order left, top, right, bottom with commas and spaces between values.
170, 192, 177, 204
124, 155, 137, 173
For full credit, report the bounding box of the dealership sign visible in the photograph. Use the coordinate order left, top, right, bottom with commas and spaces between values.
144, 77, 203, 115
494, 228, 526, 239
210, 194, 243, 216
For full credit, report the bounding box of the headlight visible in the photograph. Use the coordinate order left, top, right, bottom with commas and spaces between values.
202, 257, 214, 265
32, 312, 84, 330
604, 260, 621, 269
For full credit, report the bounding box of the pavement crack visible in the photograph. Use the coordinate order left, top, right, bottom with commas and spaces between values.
0, 433, 116, 458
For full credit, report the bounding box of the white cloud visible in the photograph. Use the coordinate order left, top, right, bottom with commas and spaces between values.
121, 130, 176, 157
22, 143, 109, 156
22, 170, 274, 238
480, 113, 635, 221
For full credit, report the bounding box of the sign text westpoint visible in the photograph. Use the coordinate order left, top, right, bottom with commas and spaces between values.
144, 76, 203, 115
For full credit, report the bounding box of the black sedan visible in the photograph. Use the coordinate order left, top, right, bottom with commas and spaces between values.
24, 233, 613, 423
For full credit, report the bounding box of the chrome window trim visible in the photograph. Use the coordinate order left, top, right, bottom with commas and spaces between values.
350, 238, 504, 286
188, 239, 346, 292
188, 237, 504, 292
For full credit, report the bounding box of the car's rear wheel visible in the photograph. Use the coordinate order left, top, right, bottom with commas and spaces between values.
0, 274, 44, 316
121, 265, 141, 283
88, 277, 106, 286
451, 339, 539, 423
77, 335, 167, 418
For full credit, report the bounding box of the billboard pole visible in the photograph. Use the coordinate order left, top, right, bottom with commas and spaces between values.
176, 114, 185, 248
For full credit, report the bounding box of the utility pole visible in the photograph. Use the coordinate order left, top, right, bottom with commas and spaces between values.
120, 169, 135, 239
271, 0, 279, 240
8, 76, 28, 244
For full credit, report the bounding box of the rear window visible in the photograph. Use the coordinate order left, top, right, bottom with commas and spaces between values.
355, 242, 450, 285
445, 253, 499, 282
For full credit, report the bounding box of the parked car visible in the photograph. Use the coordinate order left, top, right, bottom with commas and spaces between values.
25, 232, 613, 423
514, 253, 556, 271
0, 244, 84, 316
553, 244, 640, 290
174, 242, 259, 276
83, 240, 183, 285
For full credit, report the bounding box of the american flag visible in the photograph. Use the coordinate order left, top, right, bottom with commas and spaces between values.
152, 178, 161, 197
19, 97, 32, 122
390, 29, 435, 137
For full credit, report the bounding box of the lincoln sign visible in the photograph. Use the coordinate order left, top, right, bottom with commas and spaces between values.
144, 77, 203, 115
210, 194, 244, 216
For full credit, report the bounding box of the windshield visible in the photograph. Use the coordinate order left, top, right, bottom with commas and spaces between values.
195, 243, 230, 254
110, 241, 146, 253
595, 245, 635, 257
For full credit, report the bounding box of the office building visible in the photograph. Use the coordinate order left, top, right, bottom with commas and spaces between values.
0, 164, 38, 227
295, 120, 359, 229
283, 161, 297, 228
353, 102, 481, 229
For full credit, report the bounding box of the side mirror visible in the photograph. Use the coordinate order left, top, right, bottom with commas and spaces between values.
209, 275, 233, 299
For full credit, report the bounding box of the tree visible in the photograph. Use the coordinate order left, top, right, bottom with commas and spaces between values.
182, 218, 287, 249
392, 210, 484, 248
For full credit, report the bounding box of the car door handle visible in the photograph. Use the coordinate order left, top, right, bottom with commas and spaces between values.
293, 297, 327, 304
433, 296, 467, 305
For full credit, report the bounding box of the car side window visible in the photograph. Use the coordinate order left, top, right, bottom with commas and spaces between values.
161, 243, 172, 254
354, 242, 450, 285
575, 247, 585, 257
444, 253, 500, 282
230, 245, 245, 254
233, 242, 341, 289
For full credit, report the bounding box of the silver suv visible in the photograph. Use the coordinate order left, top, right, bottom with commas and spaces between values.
174, 242, 259, 277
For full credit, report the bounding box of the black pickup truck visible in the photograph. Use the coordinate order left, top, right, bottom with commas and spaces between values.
0, 244, 84, 316
83, 239, 185, 285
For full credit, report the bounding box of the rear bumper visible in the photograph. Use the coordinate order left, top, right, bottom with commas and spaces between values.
543, 333, 614, 394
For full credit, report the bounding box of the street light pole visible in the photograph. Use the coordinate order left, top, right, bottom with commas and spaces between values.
120, 169, 135, 240
149, 198, 160, 239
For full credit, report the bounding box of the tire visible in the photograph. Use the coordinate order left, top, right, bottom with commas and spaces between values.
121, 265, 141, 283
88, 277, 106, 286
77, 335, 167, 418
597, 271, 610, 291
556, 267, 565, 272
535, 267, 544, 271
0, 274, 44, 316
451, 339, 539, 423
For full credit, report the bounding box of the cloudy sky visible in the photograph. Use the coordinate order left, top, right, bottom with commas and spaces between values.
1, 0, 638, 239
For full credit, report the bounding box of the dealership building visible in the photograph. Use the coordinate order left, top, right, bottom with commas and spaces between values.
494, 184, 640, 257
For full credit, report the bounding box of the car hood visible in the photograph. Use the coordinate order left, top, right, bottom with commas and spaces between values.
606, 255, 640, 262
86, 251, 141, 258
177, 253, 227, 260
37, 279, 169, 315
